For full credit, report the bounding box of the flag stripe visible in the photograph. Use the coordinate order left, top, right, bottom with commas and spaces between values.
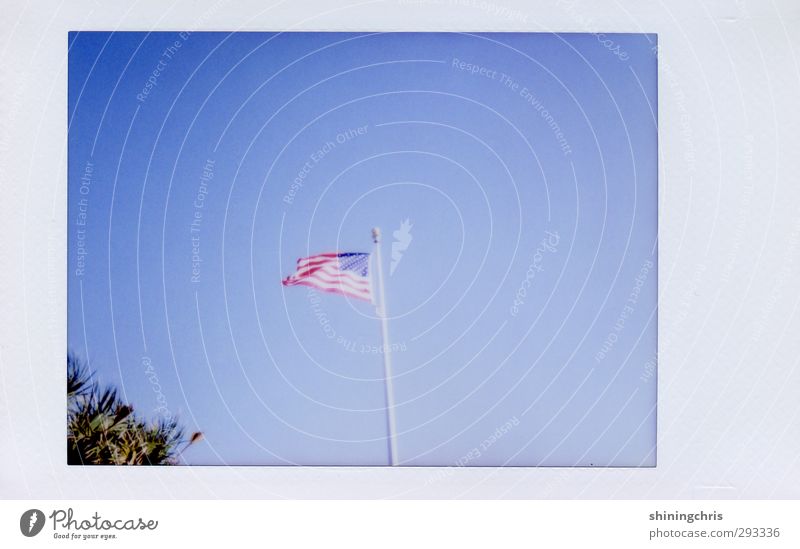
297, 259, 335, 270
293, 265, 371, 286
297, 255, 339, 268
284, 273, 369, 293
285, 278, 372, 301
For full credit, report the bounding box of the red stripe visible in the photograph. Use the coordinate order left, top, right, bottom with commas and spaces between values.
293, 263, 338, 278
287, 271, 371, 292
295, 260, 337, 273
284, 270, 371, 292
293, 264, 324, 278
293, 264, 369, 284
297, 253, 339, 266
286, 279, 371, 301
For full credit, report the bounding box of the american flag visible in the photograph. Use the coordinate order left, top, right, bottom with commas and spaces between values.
282, 252, 373, 301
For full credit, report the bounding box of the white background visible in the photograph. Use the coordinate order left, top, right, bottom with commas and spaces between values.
1, 0, 799, 499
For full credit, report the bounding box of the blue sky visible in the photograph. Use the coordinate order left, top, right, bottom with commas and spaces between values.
68, 32, 657, 466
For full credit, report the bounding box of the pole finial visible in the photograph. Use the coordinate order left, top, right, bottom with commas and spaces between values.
372, 227, 381, 243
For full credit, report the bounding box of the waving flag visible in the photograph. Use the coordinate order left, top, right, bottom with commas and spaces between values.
282, 252, 372, 301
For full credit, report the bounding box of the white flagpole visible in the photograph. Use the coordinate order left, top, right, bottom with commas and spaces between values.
372, 227, 399, 466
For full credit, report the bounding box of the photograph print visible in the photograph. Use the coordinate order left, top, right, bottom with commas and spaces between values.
67, 31, 657, 466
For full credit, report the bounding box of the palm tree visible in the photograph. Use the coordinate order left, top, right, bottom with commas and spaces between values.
67, 352, 202, 465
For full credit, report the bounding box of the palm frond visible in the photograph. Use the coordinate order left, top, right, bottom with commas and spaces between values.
67, 352, 201, 465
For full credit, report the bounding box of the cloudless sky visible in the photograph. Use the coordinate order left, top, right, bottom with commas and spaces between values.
68, 32, 657, 466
